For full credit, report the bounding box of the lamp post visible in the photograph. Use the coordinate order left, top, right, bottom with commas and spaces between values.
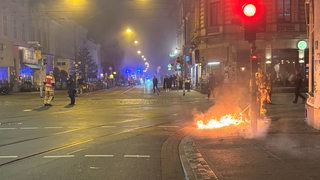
74, 61, 81, 90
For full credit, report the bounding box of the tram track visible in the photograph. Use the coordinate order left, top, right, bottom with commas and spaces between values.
0, 120, 179, 167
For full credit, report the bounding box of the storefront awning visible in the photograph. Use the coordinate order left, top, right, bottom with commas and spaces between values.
24, 64, 40, 70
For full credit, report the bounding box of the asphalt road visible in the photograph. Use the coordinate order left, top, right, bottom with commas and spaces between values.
0, 85, 210, 180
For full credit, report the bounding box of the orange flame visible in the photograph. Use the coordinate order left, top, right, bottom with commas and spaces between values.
197, 114, 249, 129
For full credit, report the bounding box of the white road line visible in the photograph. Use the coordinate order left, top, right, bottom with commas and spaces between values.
124, 155, 151, 158
0, 156, 18, 159
0, 128, 17, 130
85, 155, 114, 158
44, 127, 63, 129
23, 109, 32, 112
43, 155, 75, 158
20, 127, 39, 130
101, 126, 116, 128
158, 125, 179, 128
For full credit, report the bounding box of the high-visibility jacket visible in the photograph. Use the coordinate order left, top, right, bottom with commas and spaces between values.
45, 75, 55, 88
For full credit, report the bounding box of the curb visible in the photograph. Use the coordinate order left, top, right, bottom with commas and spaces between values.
179, 136, 218, 180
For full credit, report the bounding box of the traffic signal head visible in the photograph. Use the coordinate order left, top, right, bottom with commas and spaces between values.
242, 3, 257, 17
237, 0, 263, 22
235, 0, 265, 42
250, 53, 258, 60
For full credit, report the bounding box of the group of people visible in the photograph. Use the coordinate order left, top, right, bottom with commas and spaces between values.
43, 71, 76, 106
162, 75, 176, 92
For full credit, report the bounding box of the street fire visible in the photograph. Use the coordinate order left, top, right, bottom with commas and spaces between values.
197, 113, 249, 129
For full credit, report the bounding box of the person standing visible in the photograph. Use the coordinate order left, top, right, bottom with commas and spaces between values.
208, 73, 216, 99
293, 69, 306, 104
43, 71, 55, 106
67, 75, 76, 105
153, 75, 160, 95
163, 75, 168, 92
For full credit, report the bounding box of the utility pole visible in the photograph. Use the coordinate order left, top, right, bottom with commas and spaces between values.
182, 16, 188, 96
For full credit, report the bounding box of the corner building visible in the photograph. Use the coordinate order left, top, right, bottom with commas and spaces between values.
178, 0, 307, 90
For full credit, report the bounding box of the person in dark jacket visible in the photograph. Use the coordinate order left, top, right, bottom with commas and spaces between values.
67, 75, 76, 105
293, 69, 306, 104
153, 76, 160, 95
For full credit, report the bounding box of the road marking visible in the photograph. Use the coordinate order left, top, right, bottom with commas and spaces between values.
0, 128, 17, 130
89, 167, 100, 169
68, 149, 84, 155
43, 155, 75, 158
85, 155, 114, 158
124, 155, 151, 158
44, 127, 63, 129
123, 125, 139, 128
23, 109, 32, 112
119, 118, 143, 123
101, 126, 116, 128
67, 126, 81, 129
158, 125, 179, 128
0, 156, 18, 159
20, 127, 39, 130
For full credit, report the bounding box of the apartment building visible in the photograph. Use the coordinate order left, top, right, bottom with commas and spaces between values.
178, 0, 307, 90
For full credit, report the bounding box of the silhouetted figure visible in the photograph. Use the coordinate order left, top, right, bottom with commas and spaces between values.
153, 76, 160, 95
67, 75, 76, 105
293, 69, 306, 104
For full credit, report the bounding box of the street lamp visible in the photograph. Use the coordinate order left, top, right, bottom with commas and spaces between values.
126, 28, 132, 34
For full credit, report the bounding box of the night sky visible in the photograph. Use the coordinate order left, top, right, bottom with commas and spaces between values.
33, 0, 178, 75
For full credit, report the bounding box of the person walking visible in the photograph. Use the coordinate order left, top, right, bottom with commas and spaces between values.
153, 75, 160, 95
43, 71, 55, 106
67, 75, 76, 105
293, 69, 306, 104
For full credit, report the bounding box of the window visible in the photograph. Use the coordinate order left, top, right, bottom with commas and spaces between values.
3, 16, 8, 36
22, 23, 26, 41
57, 62, 66, 66
14, 18, 17, 39
277, 0, 291, 22
208, 1, 222, 26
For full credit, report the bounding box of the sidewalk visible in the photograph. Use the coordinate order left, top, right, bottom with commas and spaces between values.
180, 91, 320, 180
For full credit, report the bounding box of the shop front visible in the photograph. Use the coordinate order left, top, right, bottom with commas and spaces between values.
18, 47, 41, 91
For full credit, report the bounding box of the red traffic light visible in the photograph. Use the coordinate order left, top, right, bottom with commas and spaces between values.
251, 54, 258, 59
242, 3, 257, 17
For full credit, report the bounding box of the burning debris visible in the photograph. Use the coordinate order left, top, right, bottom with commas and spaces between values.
193, 83, 271, 138
197, 114, 249, 129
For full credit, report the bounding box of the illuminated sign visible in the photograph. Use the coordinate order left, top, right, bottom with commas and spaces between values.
297, 40, 307, 50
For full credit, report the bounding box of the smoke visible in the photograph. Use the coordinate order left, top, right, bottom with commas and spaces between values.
192, 84, 271, 139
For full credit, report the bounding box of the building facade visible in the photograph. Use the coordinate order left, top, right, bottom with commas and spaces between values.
0, 0, 102, 91
178, 0, 307, 91
305, 0, 320, 129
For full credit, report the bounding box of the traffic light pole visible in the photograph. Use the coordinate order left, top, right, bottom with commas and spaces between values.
249, 41, 258, 134
182, 56, 186, 96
